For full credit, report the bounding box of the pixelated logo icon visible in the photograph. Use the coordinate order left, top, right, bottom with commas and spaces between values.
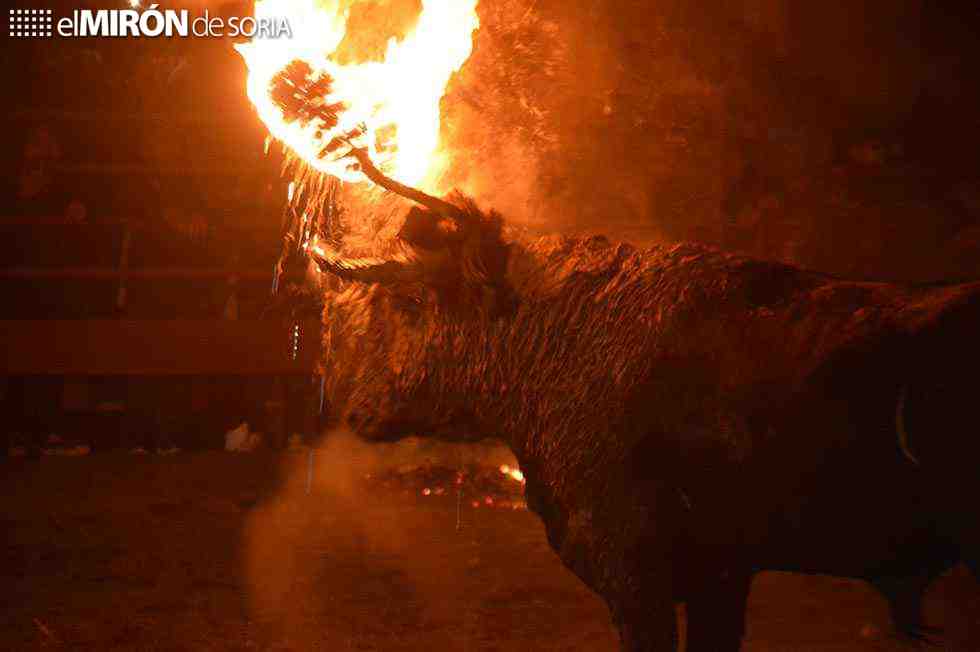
7, 5, 291, 39
9, 8, 54, 38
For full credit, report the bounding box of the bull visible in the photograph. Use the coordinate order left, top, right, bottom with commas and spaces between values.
310, 148, 980, 651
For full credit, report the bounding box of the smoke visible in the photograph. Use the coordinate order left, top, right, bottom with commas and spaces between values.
241, 428, 518, 642
274, 427, 516, 495
436, 0, 594, 236
433, 0, 980, 279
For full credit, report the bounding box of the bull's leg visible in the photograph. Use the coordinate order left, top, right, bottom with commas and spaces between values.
873, 573, 943, 645
555, 540, 679, 651
684, 570, 752, 652
611, 594, 678, 652
552, 523, 679, 651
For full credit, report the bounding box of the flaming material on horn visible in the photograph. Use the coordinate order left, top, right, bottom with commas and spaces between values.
236, 0, 480, 191
895, 384, 920, 466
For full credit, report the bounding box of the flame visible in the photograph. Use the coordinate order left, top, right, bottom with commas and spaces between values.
499, 464, 525, 484
236, 0, 479, 191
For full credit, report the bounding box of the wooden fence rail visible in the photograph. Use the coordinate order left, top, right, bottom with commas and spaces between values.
0, 319, 320, 375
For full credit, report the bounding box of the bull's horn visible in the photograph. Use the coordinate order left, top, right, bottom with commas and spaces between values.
346, 146, 467, 223
895, 384, 921, 466
311, 245, 419, 285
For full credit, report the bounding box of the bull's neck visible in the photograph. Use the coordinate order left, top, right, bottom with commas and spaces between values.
432, 314, 532, 453
431, 299, 625, 504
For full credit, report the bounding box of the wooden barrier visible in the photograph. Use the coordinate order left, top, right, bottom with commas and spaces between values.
0, 319, 320, 375
0, 267, 272, 280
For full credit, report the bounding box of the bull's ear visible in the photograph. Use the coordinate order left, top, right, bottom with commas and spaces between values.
311, 245, 421, 285
397, 206, 460, 251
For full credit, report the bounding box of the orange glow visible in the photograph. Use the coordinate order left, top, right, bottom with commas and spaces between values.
236, 0, 479, 191
499, 464, 525, 484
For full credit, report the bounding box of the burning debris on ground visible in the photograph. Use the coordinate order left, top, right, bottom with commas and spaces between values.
361, 460, 527, 510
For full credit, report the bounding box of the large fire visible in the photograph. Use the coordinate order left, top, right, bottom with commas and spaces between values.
236, 0, 479, 191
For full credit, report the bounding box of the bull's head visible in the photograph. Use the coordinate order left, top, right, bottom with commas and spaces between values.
312, 148, 515, 441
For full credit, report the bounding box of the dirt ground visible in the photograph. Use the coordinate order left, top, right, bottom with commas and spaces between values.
2, 451, 978, 651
